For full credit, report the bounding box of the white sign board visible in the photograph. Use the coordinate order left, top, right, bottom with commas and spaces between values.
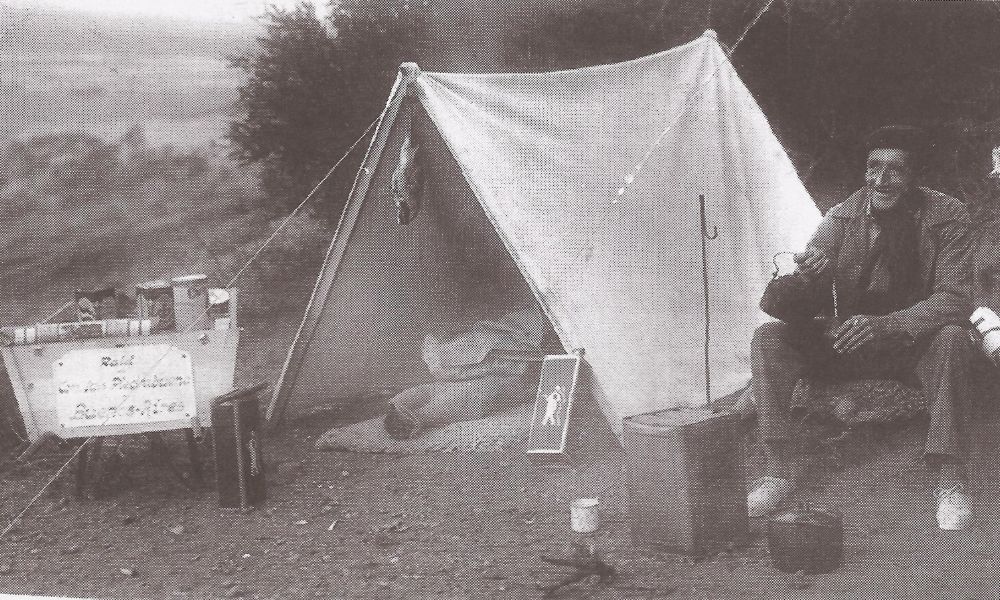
54, 344, 196, 428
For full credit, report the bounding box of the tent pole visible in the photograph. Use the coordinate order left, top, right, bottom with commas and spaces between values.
265, 63, 423, 429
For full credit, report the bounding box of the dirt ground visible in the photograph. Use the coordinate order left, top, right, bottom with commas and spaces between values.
3, 407, 1000, 600
3, 322, 1000, 600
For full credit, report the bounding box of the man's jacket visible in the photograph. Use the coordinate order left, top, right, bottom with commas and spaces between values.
807, 186, 974, 341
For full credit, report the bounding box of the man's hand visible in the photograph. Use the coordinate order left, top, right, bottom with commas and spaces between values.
793, 247, 831, 279
831, 314, 904, 354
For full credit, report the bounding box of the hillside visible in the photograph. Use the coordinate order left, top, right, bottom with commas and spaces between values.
1, 6, 253, 146
0, 129, 331, 327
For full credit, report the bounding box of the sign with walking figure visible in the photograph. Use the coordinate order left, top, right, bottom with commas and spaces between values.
527, 354, 584, 457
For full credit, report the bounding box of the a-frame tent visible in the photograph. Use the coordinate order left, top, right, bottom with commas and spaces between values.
266, 30, 821, 439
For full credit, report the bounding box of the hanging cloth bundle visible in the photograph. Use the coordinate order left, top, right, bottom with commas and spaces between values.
391, 100, 425, 225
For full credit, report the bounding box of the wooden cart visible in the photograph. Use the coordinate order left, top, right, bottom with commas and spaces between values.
1, 290, 239, 496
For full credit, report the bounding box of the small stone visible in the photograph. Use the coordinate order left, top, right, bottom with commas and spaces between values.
225, 585, 246, 597
295, 520, 308, 525
340, 471, 349, 477
120, 568, 136, 577
121, 514, 137, 525
169, 526, 185, 536
0, 563, 11, 574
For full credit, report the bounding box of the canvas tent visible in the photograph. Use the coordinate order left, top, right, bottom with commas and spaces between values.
267, 30, 822, 438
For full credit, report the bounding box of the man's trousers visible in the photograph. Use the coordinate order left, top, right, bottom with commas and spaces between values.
751, 320, 974, 462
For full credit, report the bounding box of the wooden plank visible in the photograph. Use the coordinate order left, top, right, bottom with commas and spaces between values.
266, 64, 422, 427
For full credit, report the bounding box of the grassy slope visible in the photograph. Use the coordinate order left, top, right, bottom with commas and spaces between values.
0, 130, 331, 327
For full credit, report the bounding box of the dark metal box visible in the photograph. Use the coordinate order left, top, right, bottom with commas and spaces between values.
212, 384, 267, 509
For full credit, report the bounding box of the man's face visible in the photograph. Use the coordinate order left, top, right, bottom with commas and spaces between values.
989, 145, 1000, 190
865, 148, 914, 211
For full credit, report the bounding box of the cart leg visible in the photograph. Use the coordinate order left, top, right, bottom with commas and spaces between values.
148, 432, 194, 490
185, 428, 204, 487
87, 437, 105, 499
75, 439, 90, 500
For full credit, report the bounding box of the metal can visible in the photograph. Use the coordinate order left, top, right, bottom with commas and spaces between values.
171, 275, 210, 332
137, 280, 175, 332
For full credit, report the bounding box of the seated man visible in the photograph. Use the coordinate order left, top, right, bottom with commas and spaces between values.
749, 126, 976, 530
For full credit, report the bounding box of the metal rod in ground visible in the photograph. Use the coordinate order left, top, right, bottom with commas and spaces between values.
699, 194, 717, 408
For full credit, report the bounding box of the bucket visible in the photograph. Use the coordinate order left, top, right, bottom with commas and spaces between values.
171, 275, 210, 331
570, 498, 600, 533
137, 280, 175, 332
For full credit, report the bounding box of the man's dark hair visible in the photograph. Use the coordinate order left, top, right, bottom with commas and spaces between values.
988, 122, 1000, 149
865, 125, 929, 169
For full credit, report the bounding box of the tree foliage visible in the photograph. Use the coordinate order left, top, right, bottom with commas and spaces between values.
229, 0, 1000, 214
227, 1, 425, 214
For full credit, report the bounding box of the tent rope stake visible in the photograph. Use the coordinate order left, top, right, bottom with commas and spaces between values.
700, 194, 717, 407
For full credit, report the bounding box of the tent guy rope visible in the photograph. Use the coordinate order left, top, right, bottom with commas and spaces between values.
0, 116, 380, 541
613, 0, 780, 202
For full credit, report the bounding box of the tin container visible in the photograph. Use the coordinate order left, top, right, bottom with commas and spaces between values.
171, 275, 209, 332
34, 323, 60, 343
75, 288, 116, 321
767, 503, 843, 574
104, 319, 130, 337
624, 408, 748, 556
570, 498, 600, 533
137, 280, 175, 332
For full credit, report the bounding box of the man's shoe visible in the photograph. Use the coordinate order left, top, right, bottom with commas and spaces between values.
936, 485, 972, 531
747, 476, 794, 518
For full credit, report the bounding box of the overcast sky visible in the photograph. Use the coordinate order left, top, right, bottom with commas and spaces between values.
10, 0, 325, 24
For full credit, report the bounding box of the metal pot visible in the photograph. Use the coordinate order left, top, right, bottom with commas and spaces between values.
767, 502, 843, 574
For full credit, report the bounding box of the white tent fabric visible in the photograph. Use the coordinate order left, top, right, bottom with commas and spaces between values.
413, 31, 820, 431
270, 31, 821, 438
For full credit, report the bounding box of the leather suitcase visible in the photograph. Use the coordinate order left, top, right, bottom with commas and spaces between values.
212, 384, 266, 509
623, 407, 747, 556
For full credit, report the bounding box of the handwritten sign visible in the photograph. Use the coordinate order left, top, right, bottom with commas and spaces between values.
54, 345, 196, 428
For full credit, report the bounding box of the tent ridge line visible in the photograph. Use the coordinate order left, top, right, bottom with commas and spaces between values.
266, 69, 415, 427
422, 30, 714, 81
